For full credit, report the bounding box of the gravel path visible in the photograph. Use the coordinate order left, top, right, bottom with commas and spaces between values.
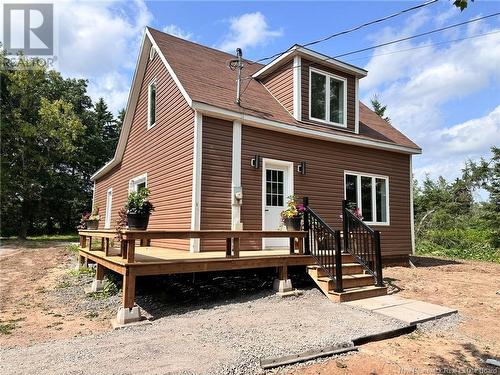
0, 289, 405, 375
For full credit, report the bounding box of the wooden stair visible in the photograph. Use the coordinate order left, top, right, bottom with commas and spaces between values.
307, 257, 387, 302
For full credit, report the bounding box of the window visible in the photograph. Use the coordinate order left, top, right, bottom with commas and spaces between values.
266, 169, 284, 207
148, 80, 156, 129
129, 173, 147, 193
105, 188, 113, 229
344, 172, 389, 225
309, 68, 347, 127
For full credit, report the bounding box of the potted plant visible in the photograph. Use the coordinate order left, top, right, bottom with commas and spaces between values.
125, 187, 155, 230
80, 207, 100, 230
280, 195, 305, 231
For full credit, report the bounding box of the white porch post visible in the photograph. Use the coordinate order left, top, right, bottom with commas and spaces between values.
231, 120, 242, 229
190, 111, 202, 252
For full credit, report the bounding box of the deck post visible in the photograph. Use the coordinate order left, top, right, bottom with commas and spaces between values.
104, 238, 110, 256
127, 240, 135, 263
273, 265, 292, 293
114, 268, 141, 326
289, 237, 295, 254
90, 263, 105, 292
226, 238, 232, 257
303, 197, 310, 255
233, 237, 240, 258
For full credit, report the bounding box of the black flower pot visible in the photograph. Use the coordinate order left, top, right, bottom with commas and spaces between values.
85, 220, 99, 230
284, 217, 302, 231
127, 213, 150, 230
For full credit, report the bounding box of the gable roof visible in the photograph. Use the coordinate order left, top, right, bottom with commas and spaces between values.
92, 27, 420, 181
147, 27, 420, 151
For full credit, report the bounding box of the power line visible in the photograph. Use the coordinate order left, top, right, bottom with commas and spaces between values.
333, 12, 500, 59
249, 0, 439, 64
243, 12, 500, 80
343, 30, 500, 62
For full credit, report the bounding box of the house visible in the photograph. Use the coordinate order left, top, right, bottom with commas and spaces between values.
83, 27, 421, 323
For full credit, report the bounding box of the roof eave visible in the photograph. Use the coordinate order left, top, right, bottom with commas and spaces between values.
252, 45, 368, 79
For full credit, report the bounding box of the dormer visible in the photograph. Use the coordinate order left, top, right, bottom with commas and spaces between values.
254, 45, 367, 134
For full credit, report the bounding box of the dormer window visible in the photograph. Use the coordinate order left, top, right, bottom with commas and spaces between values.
309, 68, 347, 127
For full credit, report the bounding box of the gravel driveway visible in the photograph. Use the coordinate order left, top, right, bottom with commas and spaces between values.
0, 289, 405, 375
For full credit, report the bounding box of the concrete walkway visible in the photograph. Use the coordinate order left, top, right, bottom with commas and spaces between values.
345, 295, 457, 325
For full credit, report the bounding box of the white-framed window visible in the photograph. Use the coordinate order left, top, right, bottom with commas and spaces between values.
129, 173, 147, 193
147, 79, 156, 129
344, 171, 390, 225
309, 67, 347, 127
105, 188, 113, 229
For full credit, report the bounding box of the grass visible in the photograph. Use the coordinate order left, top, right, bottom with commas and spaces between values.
0, 234, 79, 249
0, 323, 16, 335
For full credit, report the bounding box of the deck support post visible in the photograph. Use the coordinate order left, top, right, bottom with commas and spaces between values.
77, 254, 88, 269
114, 268, 142, 326
273, 265, 292, 293
126, 240, 135, 263
90, 263, 105, 292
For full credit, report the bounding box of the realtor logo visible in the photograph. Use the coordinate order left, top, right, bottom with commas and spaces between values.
3, 3, 53, 55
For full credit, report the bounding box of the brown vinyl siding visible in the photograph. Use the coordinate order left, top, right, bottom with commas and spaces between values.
200, 116, 233, 250
94, 53, 194, 251
261, 61, 294, 115
240, 125, 412, 260
301, 59, 356, 132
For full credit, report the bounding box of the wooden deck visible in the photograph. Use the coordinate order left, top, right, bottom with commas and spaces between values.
79, 245, 315, 276
78, 229, 314, 314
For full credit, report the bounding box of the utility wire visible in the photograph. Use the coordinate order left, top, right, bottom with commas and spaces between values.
333, 12, 500, 58
343, 30, 500, 62
243, 12, 500, 80
249, 0, 439, 64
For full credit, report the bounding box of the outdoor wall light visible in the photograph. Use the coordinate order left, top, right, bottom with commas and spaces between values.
297, 161, 307, 175
251, 155, 261, 169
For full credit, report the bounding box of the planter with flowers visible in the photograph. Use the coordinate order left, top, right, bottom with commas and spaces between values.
80, 207, 100, 230
125, 187, 155, 230
280, 195, 305, 231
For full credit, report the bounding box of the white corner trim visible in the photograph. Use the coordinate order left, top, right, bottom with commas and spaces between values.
409, 155, 415, 255
145, 28, 192, 107
92, 181, 96, 211
192, 101, 422, 155
355, 78, 360, 134
292, 56, 302, 121
231, 120, 242, 229
190, 111, 203, 252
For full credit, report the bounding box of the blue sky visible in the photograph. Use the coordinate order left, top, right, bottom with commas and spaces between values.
49, 0, 499, 189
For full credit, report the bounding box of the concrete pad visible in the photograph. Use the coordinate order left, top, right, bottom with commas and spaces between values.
346, 295, 457, 325
273, 279, 293, 293
277, 290, 303, 298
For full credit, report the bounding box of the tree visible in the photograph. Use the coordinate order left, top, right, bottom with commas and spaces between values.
370, 95, 391, 124
0, 53, 120, 238
453, 0, 473, 11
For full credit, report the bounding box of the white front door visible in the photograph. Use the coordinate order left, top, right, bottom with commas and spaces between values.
263, 160, 293, 248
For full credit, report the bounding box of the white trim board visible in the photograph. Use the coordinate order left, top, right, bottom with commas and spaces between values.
192, 101, 421, 155
231, 120, 242, 230
104, 188, 113, 229
409, 155, 415, 255
190, 111, 203, 252
252, 45, 367, 79
292, 55, 302, 121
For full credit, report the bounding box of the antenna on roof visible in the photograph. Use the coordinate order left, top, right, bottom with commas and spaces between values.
228, 48, 243, 106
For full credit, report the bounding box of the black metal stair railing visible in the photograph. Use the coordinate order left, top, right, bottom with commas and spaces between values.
342, 200, 384, 287
303, 197, 343, 292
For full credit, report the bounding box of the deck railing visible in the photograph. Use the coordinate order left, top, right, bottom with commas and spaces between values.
342, 200, 384, 287
303, 197, 343, 292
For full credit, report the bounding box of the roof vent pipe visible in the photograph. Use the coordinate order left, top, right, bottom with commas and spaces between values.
234, 48, 243, 105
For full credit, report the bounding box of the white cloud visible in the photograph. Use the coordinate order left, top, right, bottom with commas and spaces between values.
54, 0, 152, 113
162, 24, 193, 41
359, 10, 500, 182
218, 12, 283, 52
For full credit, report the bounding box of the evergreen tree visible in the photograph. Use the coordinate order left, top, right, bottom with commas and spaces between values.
370, 95, 391, 123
